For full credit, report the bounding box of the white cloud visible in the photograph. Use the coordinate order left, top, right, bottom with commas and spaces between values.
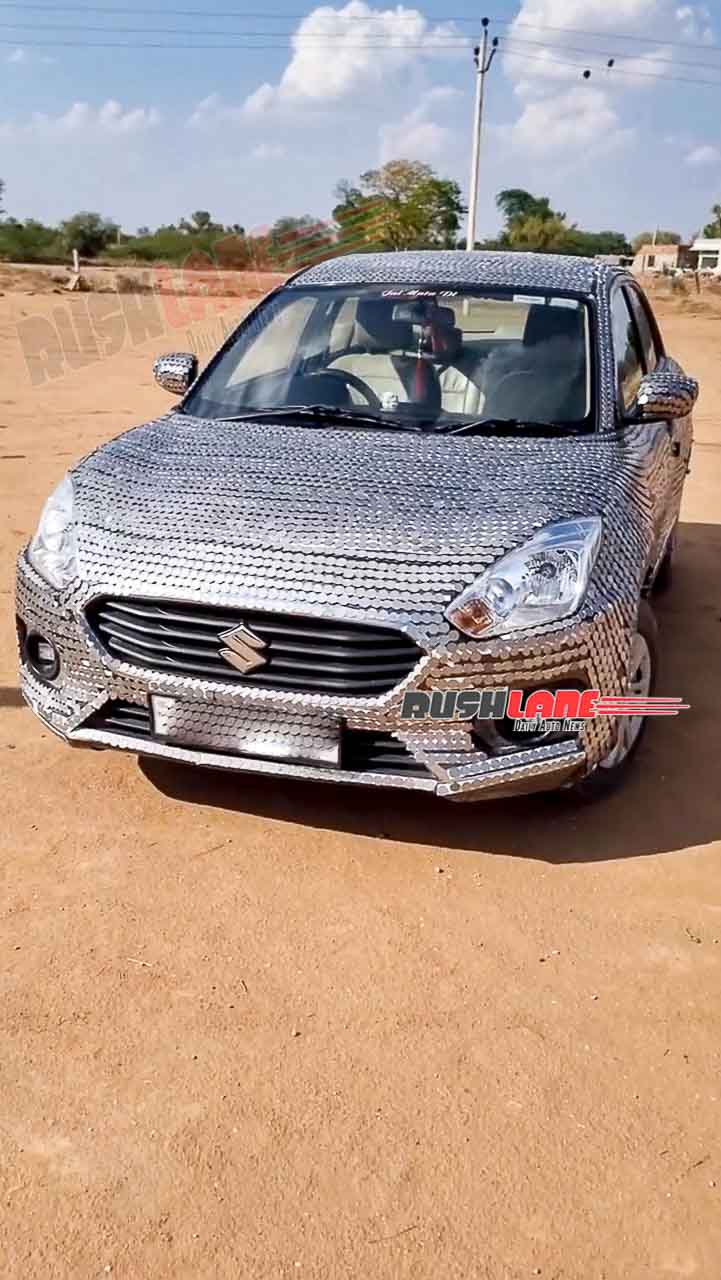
676, 3, 715, 43
188, 93, 247, 128
685, 144, 721, 166
250, 142, 287, 160
0, 100, 161, 140
501, 0, 687, 161
241, 1, 466, 114
7, 45, 57, 66
509, 85, 632, 154
617, 45, 675, 85
377, 86, 459, 164
379, 109, 450, 164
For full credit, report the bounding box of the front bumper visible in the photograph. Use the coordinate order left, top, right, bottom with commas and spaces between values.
16, 556, 634, 801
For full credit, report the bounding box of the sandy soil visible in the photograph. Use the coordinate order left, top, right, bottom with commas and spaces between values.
0, 261, 288, 299
1, 285, 720, 1279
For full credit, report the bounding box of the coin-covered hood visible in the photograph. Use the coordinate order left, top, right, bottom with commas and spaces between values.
69, 411, 631, 644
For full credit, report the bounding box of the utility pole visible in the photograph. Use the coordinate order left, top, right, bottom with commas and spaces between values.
466, 18, 499, 251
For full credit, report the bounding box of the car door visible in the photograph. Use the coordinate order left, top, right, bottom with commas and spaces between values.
609, 283, 677, 571
624, 281, 693, 519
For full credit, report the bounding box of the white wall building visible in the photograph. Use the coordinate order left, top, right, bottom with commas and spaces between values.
692, 238, 721, 273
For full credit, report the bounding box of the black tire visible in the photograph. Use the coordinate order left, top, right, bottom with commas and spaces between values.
568, 600, 659, 802
652, 529, 675, 595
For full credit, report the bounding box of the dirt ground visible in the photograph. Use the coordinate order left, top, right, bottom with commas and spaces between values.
1, 282, 720, 1280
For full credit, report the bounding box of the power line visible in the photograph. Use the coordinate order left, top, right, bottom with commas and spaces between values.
1, 35, 718, 74
0, 0, 718, 55
0, 35, 470, 48
489, 14, 721, 54
2, 33, 719, 76
0, 1, 483, 14
7, 20, 717, 66
503, 44, 721, 87
505, 35, 721, 73
0, 20, 470, 39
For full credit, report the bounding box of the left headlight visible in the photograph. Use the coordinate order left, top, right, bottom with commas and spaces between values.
446, 517, 602, 639
27, 474, 79, 589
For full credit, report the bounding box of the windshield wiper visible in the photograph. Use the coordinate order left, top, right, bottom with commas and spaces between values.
215, 405, 423, 433
445, 417, 579, 438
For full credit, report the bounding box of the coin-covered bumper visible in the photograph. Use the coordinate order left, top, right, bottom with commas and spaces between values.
15, 555, 633, 802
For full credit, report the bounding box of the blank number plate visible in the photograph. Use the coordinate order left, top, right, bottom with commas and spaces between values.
151, 696, 341, 767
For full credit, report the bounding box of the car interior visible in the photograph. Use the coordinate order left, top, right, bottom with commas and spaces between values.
195, 289, 592, 428
317, 293, 590, 424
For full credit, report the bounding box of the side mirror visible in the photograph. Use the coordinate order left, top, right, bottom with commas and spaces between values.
635, 368, 699, 422
153, 352, 198, 397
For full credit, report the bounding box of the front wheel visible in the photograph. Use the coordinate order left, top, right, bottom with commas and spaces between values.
570, 601, 659, 801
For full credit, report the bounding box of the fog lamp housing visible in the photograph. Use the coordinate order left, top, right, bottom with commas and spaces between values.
25, 632, 60, 682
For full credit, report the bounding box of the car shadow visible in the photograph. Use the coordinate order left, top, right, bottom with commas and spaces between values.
141, 521, 721, 864
0, 687, 24, 709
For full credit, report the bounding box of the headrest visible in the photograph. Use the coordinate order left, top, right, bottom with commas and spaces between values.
426, 308, 462, 361
355, 299, 413, 352
524, 303, 584, 348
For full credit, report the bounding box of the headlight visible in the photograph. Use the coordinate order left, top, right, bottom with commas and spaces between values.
446, 517, 602, 639
27, 474, 79, 589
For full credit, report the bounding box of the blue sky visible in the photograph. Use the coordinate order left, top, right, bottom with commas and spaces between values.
1, 0, 720, 241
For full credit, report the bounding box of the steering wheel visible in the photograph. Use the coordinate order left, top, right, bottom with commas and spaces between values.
308, 368, 383, 412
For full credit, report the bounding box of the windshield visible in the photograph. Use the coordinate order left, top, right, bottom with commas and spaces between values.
183, 284, 594, 435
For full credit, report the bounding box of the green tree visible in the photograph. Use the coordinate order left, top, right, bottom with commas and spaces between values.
631, 230, 682, 252
496, 188, 565, 231
60, 211, 118, 257
334, 160, 464, 251
507, 214, 571, 253
702, 204, 721, 237
561, 229, 631, 257
269, 215, 335, 268
0, 178, 4, 218
0, 216, 61, 262
333, 182, 384, 251
178, 211, 224, 234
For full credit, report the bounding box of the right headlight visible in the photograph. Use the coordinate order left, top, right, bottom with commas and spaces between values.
27, 474, 79, 590
446, 517, 602, 639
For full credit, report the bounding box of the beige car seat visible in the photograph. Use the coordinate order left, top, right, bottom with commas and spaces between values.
328, 299, 421, 404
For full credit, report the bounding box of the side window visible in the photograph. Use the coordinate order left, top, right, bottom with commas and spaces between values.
610, 289, 644, 412
625, 287, 662, 372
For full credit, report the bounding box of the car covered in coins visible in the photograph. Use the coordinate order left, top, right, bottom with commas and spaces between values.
16, 250, 698, 801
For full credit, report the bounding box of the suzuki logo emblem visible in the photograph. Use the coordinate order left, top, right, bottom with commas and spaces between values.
219, 623, 267, 675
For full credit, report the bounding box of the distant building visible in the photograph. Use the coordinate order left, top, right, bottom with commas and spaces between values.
631, 243, 691, 274
691, 238, 721, 273
595, 253, 634, 268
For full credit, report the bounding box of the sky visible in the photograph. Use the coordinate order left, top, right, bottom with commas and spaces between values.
0, 0, 720, 242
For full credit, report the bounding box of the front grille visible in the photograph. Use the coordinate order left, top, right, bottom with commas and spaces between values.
343, 729, 431, 777
85, 698, 152, 739
86, 598, 424, 697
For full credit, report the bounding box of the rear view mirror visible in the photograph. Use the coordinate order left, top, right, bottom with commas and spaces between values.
392, 300, 434, 324
153, 352, 198, 396
635, 368, 698, 422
